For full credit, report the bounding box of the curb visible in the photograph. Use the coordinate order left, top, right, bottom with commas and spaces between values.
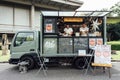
112, 60, 120, 62
0, 61, 8, 63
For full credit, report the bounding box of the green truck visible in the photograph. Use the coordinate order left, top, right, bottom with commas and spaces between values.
9, 11, 111, 69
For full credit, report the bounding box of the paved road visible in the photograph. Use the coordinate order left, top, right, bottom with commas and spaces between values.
0, 62, 120, 80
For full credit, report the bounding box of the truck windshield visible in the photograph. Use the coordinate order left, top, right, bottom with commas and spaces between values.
14, 32, 34, 47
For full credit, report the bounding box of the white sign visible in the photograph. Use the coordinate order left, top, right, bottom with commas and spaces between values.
94, 45, 111, 64
78, 50, 86, 55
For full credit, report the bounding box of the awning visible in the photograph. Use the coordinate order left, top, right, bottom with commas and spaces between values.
41, 11, 112, 17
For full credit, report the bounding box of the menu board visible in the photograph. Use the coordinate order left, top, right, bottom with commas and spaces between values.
43, 38, 57, 54
89, 38, 103, 48
44, 18, 56, 33
94, 45, 111, 64
74, 38, 88, 53
89, 38, 96, 48
59, 38, 73, 53
96, 38, 103, 45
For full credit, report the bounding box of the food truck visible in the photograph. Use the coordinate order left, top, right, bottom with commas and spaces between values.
9, 11, 111, 69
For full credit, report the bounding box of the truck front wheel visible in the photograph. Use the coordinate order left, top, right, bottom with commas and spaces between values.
20, 56, 34, 69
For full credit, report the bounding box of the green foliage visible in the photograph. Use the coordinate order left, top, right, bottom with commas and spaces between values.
107, 18, 120, 24
0, 46, 1, 50
111, 45, 120, 50
107, 22, 120, 41
107, 41, 120, 50
110, 2, 120, 17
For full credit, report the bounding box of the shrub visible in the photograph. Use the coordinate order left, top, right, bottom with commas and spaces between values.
107, 41, 120, 50
107, 22, 120, 41
111, 44, 120, 50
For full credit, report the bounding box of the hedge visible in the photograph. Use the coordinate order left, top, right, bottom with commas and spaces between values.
111, 44, 120, 50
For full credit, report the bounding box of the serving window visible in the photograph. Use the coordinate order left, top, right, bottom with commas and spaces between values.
57, 17, 103, 37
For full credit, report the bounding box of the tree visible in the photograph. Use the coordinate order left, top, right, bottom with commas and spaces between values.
110, 1, 120, 17
107, 22, 120, 41
101, 8, 113, 17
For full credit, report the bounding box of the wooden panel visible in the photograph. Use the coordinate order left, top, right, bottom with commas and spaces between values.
92, 63, 112, 67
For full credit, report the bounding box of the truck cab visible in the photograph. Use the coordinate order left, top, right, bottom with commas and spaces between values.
9, 31, 39, 69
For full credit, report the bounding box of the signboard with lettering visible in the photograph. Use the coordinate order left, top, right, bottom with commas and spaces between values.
64, 18, 83, 22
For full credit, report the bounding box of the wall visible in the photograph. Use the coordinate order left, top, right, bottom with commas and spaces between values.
0, 3, 42, 46
0, 4, 41, 33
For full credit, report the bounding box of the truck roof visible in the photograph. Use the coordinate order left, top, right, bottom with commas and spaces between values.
41, 11, 111, 17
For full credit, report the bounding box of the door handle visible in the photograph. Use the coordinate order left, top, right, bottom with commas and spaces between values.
30, 49, 35, 51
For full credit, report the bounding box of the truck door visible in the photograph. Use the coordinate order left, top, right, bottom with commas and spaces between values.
11, 31, 37, 59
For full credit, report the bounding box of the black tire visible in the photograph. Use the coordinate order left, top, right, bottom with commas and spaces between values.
74, 58, 86, 69
21, 56, 34, 69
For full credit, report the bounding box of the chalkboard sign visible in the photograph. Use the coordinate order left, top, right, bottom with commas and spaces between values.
74, 38, 88, 53
59, 38, 73, 53
43, 38, 57, 54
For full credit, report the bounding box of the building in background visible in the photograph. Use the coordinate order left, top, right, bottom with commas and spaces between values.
0, 0, 83, 48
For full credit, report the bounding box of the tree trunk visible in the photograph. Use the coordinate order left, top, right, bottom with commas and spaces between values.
107, 33, 111, 41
